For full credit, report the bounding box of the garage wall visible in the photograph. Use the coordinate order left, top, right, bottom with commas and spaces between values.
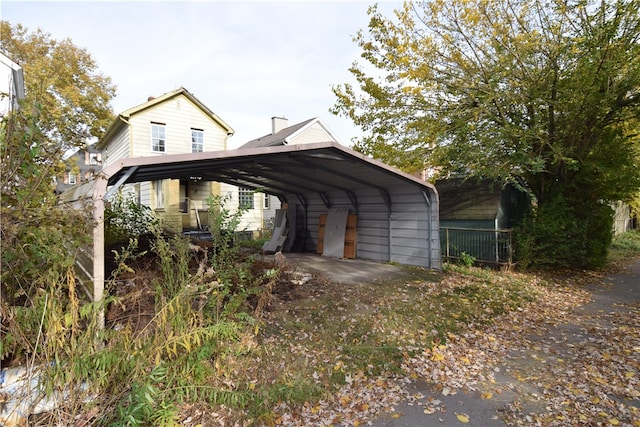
389, 190, 435, 268
284, 184, 438, 269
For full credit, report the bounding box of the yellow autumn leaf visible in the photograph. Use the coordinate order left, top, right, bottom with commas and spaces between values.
625, 371, 635, 379
311, 405, 321, 414
481, 391, 493, 399
391, 413, 401, 419
609, 419, 620, 426
456, 413, 470, 423
340, 395, 351, 407
424, 407, 436, 414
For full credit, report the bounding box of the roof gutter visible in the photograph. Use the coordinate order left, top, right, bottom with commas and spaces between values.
95, 114, 129, 150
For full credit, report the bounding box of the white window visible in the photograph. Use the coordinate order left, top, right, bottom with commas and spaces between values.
155, 180, 164, 209
191, 128, 204, 152
134, 184, 141, 204
151, 123, 166, 152
68, 172, 77, 185
239, 187, 254, 209
264, 194, 270, 209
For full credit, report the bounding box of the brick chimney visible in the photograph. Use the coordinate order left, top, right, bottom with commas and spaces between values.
271, 116, 288, 134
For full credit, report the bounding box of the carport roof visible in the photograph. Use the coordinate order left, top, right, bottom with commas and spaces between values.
100, 141, 437, 205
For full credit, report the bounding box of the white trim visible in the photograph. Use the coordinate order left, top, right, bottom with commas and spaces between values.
151, 123, 166, 153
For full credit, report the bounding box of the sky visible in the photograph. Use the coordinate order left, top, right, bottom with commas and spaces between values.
1, 0, 401, 148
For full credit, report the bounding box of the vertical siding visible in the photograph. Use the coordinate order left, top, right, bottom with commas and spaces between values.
292, 186, 437, 268
289, 189, 393, 264
355, 189, 391, 263
389, 189, 437, 268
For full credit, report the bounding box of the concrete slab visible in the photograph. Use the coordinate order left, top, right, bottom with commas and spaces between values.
271, 252, 428, 285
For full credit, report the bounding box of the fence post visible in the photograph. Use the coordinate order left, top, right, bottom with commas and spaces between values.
445, 228, 450, 262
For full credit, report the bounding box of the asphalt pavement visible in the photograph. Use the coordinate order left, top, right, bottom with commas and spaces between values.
369, 260, 640, 427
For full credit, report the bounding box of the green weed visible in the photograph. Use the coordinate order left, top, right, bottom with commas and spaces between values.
608, 230, 640, 266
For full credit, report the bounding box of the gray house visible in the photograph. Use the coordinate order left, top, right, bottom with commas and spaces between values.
437, 178, 530, 266
56, 144, 103, 194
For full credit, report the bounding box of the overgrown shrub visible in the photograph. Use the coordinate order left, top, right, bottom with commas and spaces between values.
205, 193, 248, 270
1, 111, 88, 295
515, 194, 613, 270
1, 108, 277, 423
104, 190, 160, 245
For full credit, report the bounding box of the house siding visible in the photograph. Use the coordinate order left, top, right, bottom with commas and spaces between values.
290, 124, 332, 145
236, 120, 342, 232
103, 126, 130, 166
99, 91, 234, 231
128, 95, 228, 158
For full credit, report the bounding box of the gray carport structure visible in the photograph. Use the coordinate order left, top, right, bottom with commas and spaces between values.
60, 141, 441, 326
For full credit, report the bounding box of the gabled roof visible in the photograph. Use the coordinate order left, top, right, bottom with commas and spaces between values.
96, 87, 234, 149
239, 117, 340, 149
96, 141, 435, 200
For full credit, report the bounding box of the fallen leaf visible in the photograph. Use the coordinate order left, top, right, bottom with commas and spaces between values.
456, 413, 470, 423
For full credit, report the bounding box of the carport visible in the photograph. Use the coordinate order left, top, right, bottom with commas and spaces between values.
61, 141, 440, 325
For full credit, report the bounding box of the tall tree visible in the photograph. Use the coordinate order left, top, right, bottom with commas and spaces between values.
333, 0, 640, 268
1, 21, 116, 155
1, 22, 115, 303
